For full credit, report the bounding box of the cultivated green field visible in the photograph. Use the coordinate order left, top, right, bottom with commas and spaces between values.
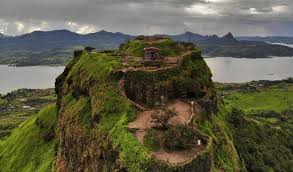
217, 81, 293, 172
225, 84, 293, 113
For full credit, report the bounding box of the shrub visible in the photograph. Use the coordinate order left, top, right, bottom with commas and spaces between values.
143, 129, 161, 152
164, 125, 199, 151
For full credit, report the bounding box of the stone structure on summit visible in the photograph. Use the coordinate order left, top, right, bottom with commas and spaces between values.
143, 47, 163, 61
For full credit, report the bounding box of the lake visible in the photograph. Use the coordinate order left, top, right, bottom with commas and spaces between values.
205, 57, 293, 83
0, 56, 293, 94
0, 65, 65, 94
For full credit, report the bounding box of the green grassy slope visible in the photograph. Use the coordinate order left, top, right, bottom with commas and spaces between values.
219, 82, 293, 172
196, 106, 242, 172
0, 104, 57, 172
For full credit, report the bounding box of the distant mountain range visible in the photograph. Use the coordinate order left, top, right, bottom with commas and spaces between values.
192, 33, 293, 58
1, 30, 293, 66
0, 30, 133, 66
169, 32, 293, 58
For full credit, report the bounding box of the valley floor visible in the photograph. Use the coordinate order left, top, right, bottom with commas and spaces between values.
216, 79, 293, 172
0, 89, 56, 139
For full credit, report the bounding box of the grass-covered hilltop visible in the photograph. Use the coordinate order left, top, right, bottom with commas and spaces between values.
53, 36, 232, 172
0, 36, 292, 172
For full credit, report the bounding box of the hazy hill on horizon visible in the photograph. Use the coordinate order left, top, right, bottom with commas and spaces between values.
0, 30, 133, 65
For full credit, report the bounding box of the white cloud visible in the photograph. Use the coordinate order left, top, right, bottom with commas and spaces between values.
77, 25, 97, 34
15, 22, 25, 32
272, 6, 289, 13
67, 21, 78, 27
66, 21, 98, 34
185, 4, 219, 15
0, 0, 293, 36
249, 8, 261, 15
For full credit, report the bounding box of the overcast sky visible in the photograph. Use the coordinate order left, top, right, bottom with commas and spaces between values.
0, 0, 292, 36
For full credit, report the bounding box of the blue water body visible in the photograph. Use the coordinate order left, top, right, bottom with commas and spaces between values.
0, 65, 65, 94
205, 56, 293, 83
0, 56, 293, 94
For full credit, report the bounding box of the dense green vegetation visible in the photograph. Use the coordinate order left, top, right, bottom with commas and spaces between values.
218, 81, 293, 172
0, 104, 57, 172
143, 129, 161, 151
0, 89, 56, 139
196, 106, 242, 172
97, 94, 150, 171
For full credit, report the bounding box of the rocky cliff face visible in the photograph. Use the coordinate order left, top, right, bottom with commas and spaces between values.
123, 50, 214, 107
54, 51, 125, 171
53, 38, 240, 171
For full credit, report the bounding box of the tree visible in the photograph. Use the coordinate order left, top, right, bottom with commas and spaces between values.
151, 108, 177, 130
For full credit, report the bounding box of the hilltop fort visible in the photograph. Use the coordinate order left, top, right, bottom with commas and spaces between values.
53, 36, 240, 171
